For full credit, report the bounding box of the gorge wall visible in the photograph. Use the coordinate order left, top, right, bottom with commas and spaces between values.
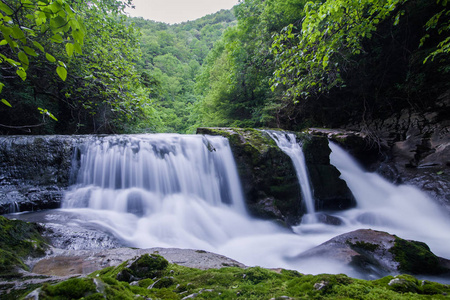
0, 136, 74, 213
329, 92, 450, 210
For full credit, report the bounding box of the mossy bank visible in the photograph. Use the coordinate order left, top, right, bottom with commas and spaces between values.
20, 253, 450, 300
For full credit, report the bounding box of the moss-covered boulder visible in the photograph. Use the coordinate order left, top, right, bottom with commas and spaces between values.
116, 254, 169, 282
0, 215, 48, 276
197, 127, 303, 224
294, 229, 450, 278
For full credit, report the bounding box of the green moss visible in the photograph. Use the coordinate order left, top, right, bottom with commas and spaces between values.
32, 257, 450, 300
348, 240, 380, 252
40, 278, 97, 299
127, 253, 168, 278
137, 278, 154, 288
390, 237, 446, 275
0, 216, 48, 275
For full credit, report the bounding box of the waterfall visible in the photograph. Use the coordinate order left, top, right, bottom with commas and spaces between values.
65, 134, 246, 213
327, 141, 450, 257
265, 131, 316, 220
58, 134, 450, 279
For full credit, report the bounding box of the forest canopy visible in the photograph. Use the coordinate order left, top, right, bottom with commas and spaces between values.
0, 0, 448, 134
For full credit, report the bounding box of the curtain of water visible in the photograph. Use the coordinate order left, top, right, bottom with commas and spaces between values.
265, 131, 316, 220
64, 134, 246, 214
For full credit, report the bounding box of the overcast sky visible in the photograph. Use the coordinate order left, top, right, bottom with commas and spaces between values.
125, 0, 240, 24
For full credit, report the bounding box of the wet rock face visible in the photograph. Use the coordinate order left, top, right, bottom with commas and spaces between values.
302, 135, 356, 211
197, 128, 302, 224
196, 128, 355, 224
342, 92, 450, 209
0, 136, 74, 214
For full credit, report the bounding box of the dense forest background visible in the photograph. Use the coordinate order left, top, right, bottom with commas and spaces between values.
0, 0, 448, 135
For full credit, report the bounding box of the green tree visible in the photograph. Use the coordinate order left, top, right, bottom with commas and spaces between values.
0, 0, 144, 134
0, 0, 85, 112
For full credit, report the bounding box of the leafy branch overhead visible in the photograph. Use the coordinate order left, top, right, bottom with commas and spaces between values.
0, 0, 85, 90
0, 0, 144, 133
270, 0, 449, 101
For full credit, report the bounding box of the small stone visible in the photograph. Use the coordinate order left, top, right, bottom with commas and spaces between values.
314, 280, 328, 290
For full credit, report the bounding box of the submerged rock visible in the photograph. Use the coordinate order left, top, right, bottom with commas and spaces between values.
294, 229, 450, 279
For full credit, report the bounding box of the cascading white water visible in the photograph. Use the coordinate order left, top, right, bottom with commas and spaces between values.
65, 134, 245, 213
326, 141, 450, 258
265, 131, 316, 221
61, 135, 450, 279
63, 134, 290, 252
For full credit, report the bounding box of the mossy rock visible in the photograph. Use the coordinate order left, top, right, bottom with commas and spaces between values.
116, 254, 169, 282
390, 237, 448, 275
0, 216, 48, 275
197, 127, 303, 224
39, 278, 97, 299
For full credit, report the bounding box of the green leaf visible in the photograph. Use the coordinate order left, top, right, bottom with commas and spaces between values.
0, 82, 4, 93
23, 46, 38, 57
56, 65, 67, 81
50, 16, 67, 29
1, 99, 12, 107
18, 52, 29, 70
38, 107, 58, 121
65, 43, 74, 57
74, 42, 82, 54
45, 53, 56, 62
0, 40, 8, 46
0, 2, 13, 15
33, 41, 45, 52
16, 67, 27, 81
50, 34, 64, 43
11, 26, 26, 43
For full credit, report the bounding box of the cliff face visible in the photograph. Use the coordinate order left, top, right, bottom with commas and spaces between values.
342, 92, 450, 209
0, 135, 74, 214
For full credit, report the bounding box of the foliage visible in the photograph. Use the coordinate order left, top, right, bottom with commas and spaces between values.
0, 0, 85, 91
0, 0, 145, 134
26, 253, 450, 299
421, 1, 450, 63
192, 0, 311, 130
271, 0, 406, 100
130, 9, 236, 133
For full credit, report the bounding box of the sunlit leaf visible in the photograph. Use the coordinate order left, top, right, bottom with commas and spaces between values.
56, 65, 67, 81
46, 53, 56, 62
1, 99, 12, 107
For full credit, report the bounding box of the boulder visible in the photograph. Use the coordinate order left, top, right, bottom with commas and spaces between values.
293, 229, 450, 279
